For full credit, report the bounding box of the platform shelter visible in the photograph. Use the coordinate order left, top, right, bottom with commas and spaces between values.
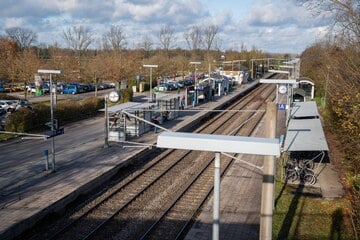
106, 101, 157, 142
155, 93, 181, 121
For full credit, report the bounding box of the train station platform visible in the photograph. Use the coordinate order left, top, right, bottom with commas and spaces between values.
0, 81, 258, 239
0, 80, 344, 240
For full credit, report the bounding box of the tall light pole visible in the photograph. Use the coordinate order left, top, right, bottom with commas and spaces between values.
190, 61, 201, 85
38, 69, 63, 172
190, 62, 201, 105
143, 64, 158, 103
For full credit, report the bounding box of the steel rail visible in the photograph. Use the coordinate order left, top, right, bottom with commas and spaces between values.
139, 84, 276, 240
78, 85, 272, 240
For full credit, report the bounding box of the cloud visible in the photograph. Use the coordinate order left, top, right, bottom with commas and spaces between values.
0, 0, 332, 53
4, 17, 27, 29
244, 0, 329, 29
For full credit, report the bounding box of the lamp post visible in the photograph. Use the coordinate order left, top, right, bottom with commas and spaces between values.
38, 69, 63, 172
190, 61, 201, 85
190, 62, 201, 105
143, 64, 158, 103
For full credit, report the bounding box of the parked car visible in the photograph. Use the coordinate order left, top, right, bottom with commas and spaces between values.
0, 100, 16, 112
154, 84, 169, 92
0, 100, 9, 109
42, 84, 50, 94
18, 99, 33, 110
26, 84, 49, 94
61, 84, 79, 94
166, 82, 179, 91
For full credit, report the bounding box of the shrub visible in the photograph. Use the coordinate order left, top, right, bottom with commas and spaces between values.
5, 107, 34, 132
119, 88, 133, 103
5, 97, 104, 133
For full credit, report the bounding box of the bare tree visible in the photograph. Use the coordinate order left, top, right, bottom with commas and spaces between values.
203, 24, 218, 51
62, 25, 94, 54
184, 25, 202, 51
63, 25, 94, 81
5, 27, 37, 49
138, 35, 154, 59
159, 24, 176, 55
301, 0, 360, 43
203, 24, 219, 60
102, 25, 127, 50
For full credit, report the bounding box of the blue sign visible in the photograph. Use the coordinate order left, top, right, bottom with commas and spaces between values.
46, 128, 64, 138
278, 103, 287, 111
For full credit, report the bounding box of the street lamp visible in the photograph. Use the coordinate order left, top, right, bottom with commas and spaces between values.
143, 64, 158, 103
38, 69, 63, 172
190, 61, 201, 85
190, 62, 201, 105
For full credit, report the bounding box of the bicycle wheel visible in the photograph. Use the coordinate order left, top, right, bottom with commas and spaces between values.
299, 159, 314, 169
303, 173, 317, 185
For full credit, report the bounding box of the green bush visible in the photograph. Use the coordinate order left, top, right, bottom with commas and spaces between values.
5, 108, 35, 132
5, 97, 104, 133
119, 88, 133, 103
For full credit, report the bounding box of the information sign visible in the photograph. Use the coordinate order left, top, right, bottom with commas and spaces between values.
46, 128, 64, 138
278, 103, 287, 111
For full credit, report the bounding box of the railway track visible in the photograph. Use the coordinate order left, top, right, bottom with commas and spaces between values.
29, 81, 277, 240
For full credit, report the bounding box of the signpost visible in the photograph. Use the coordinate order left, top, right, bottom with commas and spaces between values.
38, 69, 63, 172
46, 128, 64, 139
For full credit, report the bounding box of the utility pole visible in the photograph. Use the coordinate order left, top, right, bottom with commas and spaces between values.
260, 102, 277, 240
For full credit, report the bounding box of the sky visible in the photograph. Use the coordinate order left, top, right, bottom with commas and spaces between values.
0, 0, 331, 54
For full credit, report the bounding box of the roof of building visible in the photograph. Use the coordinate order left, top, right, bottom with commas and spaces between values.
156, 93, 181, 101
284, 118, 329, 151
290, 101, 319, 119
103, 102, 141, 113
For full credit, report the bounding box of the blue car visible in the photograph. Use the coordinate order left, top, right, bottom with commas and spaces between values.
61, 85, 78, 94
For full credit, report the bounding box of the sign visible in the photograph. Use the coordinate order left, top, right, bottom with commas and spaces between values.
278, 103, 287, 111
46, 128, 64, 138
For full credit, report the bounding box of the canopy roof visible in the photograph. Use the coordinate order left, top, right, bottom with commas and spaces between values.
284, 118, 329, 151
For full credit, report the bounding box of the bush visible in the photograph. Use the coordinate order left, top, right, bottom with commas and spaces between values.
5, 107, 35, 132
119, 88, 133, 103
0, 93, 19, 100
5, 97, 104, 133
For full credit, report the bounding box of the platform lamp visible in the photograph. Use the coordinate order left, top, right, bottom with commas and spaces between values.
190, 61, 201, 105
143, 64, 158, 103
190, 61, 201, 85
37, 69, 63, 172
